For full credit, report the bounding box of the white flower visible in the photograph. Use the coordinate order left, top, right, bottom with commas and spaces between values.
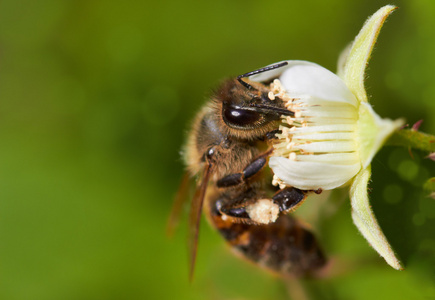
250, 5, 404, 270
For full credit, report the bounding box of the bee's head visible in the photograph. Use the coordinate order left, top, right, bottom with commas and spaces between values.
215, 62, 293, 138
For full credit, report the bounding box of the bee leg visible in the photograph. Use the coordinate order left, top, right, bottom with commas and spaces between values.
217, 201, 251, 220
217, 152, 271, 188
218, 187, 309, 224
219, 196, 281, 224
216, 173, 244, 188
265, 129, 281, 140
219, 187, 308, 222
272, 187, 308, 213
213, 186, 279, 224
215, 189, 260, 222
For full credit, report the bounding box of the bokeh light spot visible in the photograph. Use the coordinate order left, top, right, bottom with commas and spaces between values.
397, 160, 419, 181
412, 166, 429, 187
412, 213, 426, 226
383, 184, 403, 204
388, 148, 408, 171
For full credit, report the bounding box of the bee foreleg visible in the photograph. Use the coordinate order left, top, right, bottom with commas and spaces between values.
272, 187, 308, 213
217, 157, 267, 188
265, 129, 282, 140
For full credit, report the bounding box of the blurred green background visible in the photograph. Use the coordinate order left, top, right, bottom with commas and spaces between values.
1, 0, 435, 299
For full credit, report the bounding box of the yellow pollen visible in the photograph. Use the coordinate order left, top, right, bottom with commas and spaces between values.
268, 91, 275, 100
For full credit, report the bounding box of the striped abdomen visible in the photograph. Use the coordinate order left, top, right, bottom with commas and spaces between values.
208, 198, 326, 276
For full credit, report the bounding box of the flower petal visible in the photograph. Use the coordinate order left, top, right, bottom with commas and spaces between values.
350, 166, 403, 270
341, 5, 397, 103
252, 61, 358, 107
269, 156, 360, 190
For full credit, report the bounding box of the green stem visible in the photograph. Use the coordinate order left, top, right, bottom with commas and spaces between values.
386, 129, 435, 152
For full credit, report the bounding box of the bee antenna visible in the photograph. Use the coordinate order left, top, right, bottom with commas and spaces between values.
237, 77, 255, 90
236, 61, 289, 90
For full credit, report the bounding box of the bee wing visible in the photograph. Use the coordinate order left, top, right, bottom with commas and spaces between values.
166, 172, 192, 237
188, 162, 212, 281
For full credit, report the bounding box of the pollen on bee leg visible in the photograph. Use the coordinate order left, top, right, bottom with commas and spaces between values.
246, 199, 280, 224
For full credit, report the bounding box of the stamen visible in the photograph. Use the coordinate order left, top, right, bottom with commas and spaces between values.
270, 77, 360, 189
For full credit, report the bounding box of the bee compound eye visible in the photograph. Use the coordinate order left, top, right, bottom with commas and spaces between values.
223, 106, 263, 128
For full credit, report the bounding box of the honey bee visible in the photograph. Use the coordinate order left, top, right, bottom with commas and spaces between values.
168, 62, 326, 280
